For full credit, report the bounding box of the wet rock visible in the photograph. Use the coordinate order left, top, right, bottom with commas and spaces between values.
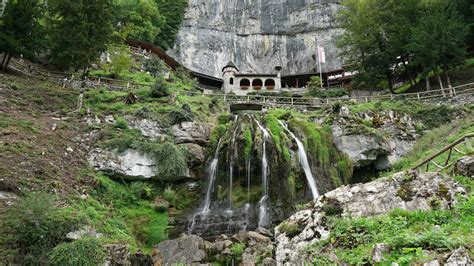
152, 234, 206, 265
445, 247, 473, 266
275, 171, 466, 264
455, 156, 474, 178
182, 143, 206, 166
172, 122, 211, 145
256, 227, 273, 237
104, 244, 131, 266
130, 250, 153, 266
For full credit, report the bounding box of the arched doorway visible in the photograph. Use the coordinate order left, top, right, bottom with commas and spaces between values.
265, 79, 275, 90
240, 79, 250, 90
252, 79, 263, 90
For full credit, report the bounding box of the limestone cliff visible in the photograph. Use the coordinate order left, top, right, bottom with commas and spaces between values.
170, 0, 344, 78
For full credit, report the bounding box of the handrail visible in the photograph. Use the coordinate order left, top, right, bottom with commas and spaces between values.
412, 133, 474, 171
3, 55, 474, 108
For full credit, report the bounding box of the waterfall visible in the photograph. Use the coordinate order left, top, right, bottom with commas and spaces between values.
279, 120, 320, 199
228, 123, 239, 211
255, 118, 270, 228
187, 138, 223, 233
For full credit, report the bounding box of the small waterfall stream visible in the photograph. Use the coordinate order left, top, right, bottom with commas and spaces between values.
255, 118, 270, 228
279, 120, 320, 199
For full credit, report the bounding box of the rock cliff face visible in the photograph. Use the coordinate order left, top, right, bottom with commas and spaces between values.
170, 0, 344, 78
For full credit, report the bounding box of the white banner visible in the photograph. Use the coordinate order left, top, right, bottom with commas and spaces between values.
318, 46, 326, 64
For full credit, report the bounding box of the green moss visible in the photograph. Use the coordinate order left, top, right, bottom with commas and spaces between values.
48, 238, 106, 266
278, 221, 302, 238
243, 129, 253, 158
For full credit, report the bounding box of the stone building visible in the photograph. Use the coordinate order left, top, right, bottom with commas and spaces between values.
222, 61, 282, 95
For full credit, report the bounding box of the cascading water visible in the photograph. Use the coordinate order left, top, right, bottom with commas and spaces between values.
255, 118, 270, 228
188, 138, 223, 233
227, 117, 239, 211
279, 120, 320, 199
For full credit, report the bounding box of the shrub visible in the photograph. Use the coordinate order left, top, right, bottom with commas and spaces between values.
163, 187, 177, 206
230, 243, 245, 260
306, 87, 349, 98
0, 193, 79, 264
144, 56, 166, 77
130, 182, 154, 200
169, 104, 194, 125
150, 76, 169, 98
114, 117, 128, 129
48, 238, 106, 266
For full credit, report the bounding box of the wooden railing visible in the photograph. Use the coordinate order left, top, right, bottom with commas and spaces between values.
412, 133, 474, 172
4, 56, 474, 109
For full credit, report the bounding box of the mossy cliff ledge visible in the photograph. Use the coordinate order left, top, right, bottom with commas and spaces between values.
86, 115, 211, 181
275, 171, 466, 264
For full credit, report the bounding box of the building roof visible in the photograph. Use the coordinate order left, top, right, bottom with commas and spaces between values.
222, 61, 239, 72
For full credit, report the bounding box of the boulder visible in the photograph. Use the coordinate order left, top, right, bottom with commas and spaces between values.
88, 148, 157, 179
152, 234, 206, 265
125, 116, 165, 139
172, 122, 211, 145
104, 244, 131, 266
445, 247, 473, 266
275, 171, 466, 264
181, 143, 206, 167
372, 243, 389, 263
455, 156, 474, 178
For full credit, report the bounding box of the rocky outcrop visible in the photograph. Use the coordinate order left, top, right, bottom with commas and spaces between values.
125, 116, 165, 139
332, 108, 418, 170
104, 244, 131, 266
445, 247, 473, 266
275, 171, 466, 264
171, 122, 211, 145
88, 148, 157, 179
151, 232, 274, 265
455, 156, 474, 178
170, 0, 344, 78
152, 234, 207, 265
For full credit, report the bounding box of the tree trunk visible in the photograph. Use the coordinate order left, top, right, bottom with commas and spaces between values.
3, 53, 12, 71
437, 74, 446, 97
444, 71, 452, 88
1, 53, 7, 71
426, 77, 431, 91
386, 71, 395, 94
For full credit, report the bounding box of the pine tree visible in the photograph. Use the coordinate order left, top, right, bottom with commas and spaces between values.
0, 0, 44, 71
47, 0, 114, 71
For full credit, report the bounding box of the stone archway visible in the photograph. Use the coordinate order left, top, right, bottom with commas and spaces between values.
265, 79, 275, 90
252, 79, 263, 90
240, 79, 250, 90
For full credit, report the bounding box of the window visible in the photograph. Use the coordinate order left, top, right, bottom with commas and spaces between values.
230, 77, 234, 85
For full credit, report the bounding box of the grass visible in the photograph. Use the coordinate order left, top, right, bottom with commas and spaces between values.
390, 117, 474, 173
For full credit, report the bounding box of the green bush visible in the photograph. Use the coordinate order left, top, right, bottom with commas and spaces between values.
130, 182, 154, 200
48, 238, 106, 266
0, 193, 79, 264
150, 76, 169, 98
114, 117, 128, 129
230, 243, 245, 261
306, 87, 349, 98
144, 56, 166, 77
163, 187, 177, 206
278, 222, 302, 238
169, 104, 194, 125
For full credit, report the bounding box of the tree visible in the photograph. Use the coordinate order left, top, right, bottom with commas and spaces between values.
154, 0, 188, 49
408, 1, 468, 90
115, 0, 165, 43
103, 44, 132, 78
0, 0, 44, 71
47, 0, 115, 71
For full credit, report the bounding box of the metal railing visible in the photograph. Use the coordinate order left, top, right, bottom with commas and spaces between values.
412, 133, 474, 172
